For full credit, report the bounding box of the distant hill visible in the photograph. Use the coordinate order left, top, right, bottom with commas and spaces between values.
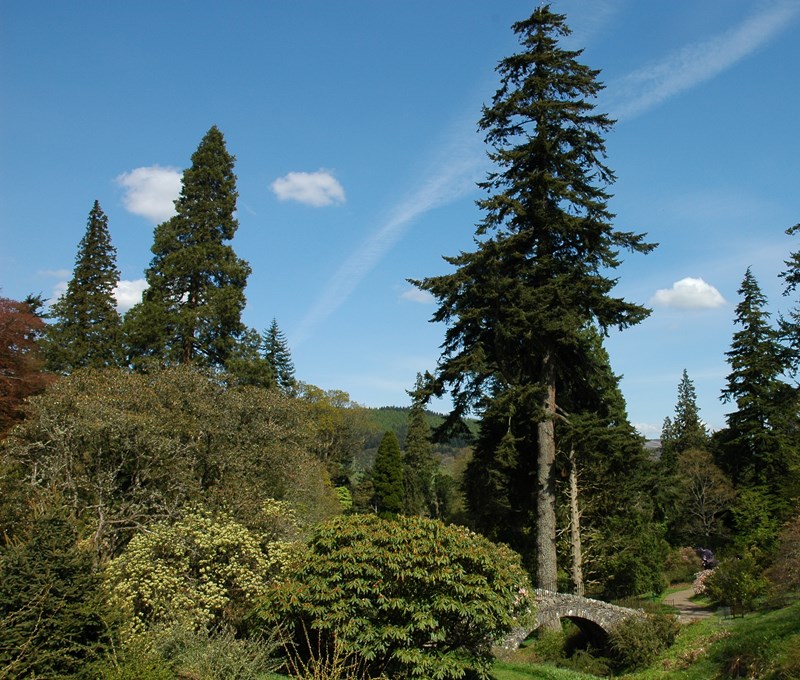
363, 406, 477, 449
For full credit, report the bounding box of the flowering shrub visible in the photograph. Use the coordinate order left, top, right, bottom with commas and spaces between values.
106, 507, 291, 638
693, 568, 715, 595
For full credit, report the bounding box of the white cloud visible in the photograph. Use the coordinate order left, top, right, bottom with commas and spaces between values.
271, 170, 345, 207
651, 277, 726, 309
606, 0, 800, 120
114, 279, 147, 312
116, 165, 182, 223
400, 287, 435, 304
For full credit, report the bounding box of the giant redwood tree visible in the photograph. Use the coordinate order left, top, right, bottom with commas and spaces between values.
44, 201, 122, 372
125, 126, 251, 369
411, 5, 654, 589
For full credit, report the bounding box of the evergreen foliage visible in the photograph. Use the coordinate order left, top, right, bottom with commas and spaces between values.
780, 223, 800, 374
124, 126, 251, 370
44, 201, 123, 372
411, 5, 654, 587
371, 430, 404, 517
263, 318, 296, 393
0, 503, 109, 678
259, 514, 532, 680
660, 370, 710, 465
719, 268, 798, 508
402, 398, 436, 516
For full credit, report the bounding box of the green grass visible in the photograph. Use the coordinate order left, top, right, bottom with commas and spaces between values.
493, 661, 597, 680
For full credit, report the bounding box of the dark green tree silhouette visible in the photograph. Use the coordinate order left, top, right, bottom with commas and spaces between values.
669, 370, 710, 454
718, 268, 798, 509
124, 126, 251, 369
780, 223, 800, 374
372, 431, 404, 517
411, 5, 654, 588
44, 201, 122, 372
402, 398, 436, 516
0, 503, 109, 678
263, 318, 296, 393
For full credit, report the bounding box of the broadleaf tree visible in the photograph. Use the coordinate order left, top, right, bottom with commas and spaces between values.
44, 201, 122, 372
411, 5, 654, 589
124, 126, 251, 370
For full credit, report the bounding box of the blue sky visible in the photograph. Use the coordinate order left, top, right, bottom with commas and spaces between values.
2, 1, 799, 437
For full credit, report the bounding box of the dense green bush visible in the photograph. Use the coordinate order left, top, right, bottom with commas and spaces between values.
704, 554, 768, 610
608, 613, 680, 671
257, 514, 533, 680
0, 504, 110, 679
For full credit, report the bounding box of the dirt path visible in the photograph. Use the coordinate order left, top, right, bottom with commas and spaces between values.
666, 587, 715, 623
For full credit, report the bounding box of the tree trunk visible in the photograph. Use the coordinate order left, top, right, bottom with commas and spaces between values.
568, 446, 584, 596
536, 354, 558, 596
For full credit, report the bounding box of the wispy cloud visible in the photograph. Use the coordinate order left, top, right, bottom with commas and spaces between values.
116, 165, 182, 223
293, 120, 484, 345
605, 0, 800, 120
651, 277, 726, 309
271, 170, 345, 207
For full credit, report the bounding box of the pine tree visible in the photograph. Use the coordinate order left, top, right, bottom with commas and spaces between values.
402, 399, 436, 516
719, 268, 797, 502
124, 126, 251, 369
44, 201, 122, 372
263, 318, 296, 393
411, 6, 654, 588
372, 431, 404, 517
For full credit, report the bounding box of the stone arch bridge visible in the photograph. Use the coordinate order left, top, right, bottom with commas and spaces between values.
501, 588, 646, 650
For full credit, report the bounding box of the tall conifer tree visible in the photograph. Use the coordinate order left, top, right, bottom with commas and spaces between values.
412, 6, 654, 588
124, 126, 251, 369
402, 400, 436, 516
44, 201, 122, 372
372, 431, 404, 517
263, 318, 296, 393
719, 268, 797, 502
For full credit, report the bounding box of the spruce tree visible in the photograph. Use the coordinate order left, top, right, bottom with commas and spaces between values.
411, 5, 654, 588
44, 201, 122, 372
124, 126, 251, 369
719, 268, 797, 503
661, 370, 710, 466
372, 431, 404, 517
402, 400, 436, 516
263, 318, 296, 393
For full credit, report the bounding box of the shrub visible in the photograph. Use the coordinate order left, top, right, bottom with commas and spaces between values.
257, 514, 533, 680
664, 546, 704, 584
106, 507, 283, 638
608, 613, 680, 671
704, 554, 767, 610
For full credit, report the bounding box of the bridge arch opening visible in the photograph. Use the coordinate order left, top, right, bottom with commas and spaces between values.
560, 616, 610, 654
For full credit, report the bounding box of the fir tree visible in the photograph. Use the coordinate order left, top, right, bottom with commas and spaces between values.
124, 126, 251, 369
719, 268, 798, 504
661, 370, 710, 466
411, 5, 654, 588
263, 318, 296, 393
372, 431, 404, 517
402, 399, 436, 516
780, 223, 800, 374
44, 201, 122, 372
